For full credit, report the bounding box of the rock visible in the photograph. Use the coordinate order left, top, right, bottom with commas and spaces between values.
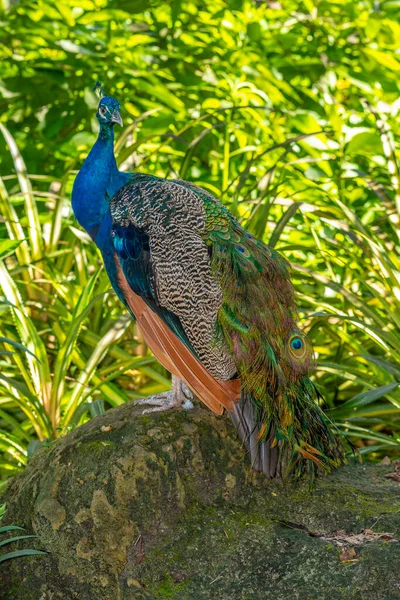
1, 398, 400, 600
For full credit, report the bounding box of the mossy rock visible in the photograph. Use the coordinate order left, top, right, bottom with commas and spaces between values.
1, 399, 400, 599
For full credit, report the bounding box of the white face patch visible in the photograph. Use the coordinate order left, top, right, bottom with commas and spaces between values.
98, 106, 110, 119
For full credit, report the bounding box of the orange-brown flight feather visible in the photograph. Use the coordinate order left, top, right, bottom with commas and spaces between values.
115, 256, 240, 414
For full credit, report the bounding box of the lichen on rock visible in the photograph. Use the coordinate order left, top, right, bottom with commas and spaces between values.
1, 398, 400, 600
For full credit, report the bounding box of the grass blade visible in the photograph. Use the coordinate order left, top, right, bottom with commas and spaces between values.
0, 124, 43, 262
0, 549, 47, 564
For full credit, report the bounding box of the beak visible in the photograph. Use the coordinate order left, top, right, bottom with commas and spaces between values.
110, 110, 123, 127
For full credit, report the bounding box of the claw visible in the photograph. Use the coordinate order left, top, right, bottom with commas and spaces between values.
135, 376, 196, 414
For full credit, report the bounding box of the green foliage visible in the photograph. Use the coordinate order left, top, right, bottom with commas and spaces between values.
0, 503, 46, 564
0, 0, 400, 482
0, 124, 170, 481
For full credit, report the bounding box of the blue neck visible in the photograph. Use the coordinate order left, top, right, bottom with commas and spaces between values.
72, 124, 130, 239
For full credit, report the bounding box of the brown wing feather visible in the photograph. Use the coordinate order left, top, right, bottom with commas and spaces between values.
115, 256, 240, 414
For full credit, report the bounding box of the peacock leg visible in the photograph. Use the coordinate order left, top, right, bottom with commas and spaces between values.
136, 374, 195, 413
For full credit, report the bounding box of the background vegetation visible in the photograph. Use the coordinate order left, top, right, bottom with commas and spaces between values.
1, 0, 400, 486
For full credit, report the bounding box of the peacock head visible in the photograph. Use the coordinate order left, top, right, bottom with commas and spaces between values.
96, 96, 123, 127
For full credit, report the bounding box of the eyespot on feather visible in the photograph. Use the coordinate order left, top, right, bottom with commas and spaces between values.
235, 244, 252, 258
288, 335, 307, 359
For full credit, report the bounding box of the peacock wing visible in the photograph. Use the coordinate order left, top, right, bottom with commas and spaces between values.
110, 174, 240, 413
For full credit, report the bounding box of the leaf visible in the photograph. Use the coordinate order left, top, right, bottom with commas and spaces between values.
0, 124, 43, 262
0, 374, 52, 438
362, 356, 400, 380
333, 383, 400, 413
27, 439, 50, 459
247, 22, 262, 41
134, 80, 185, 112
51, 274, 102, 413
363, 48, 400, 71
0, 177, 31, 269
346, 132, 383, 155
88, 400, 105, 417
0, 240, 23, 260
0, 526, 25, 534
0, 534, 37, 548
0, 549, 47, 564
384, 472, 400, 482
56, 40, 98, 56
268, 202, 302, 248
0, 262, 52, 422
0, 337, 41, 362
339, 547, 357, 563
63, 313, 132, 425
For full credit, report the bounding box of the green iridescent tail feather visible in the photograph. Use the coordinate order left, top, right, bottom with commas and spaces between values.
232, 386, 345, 478
201, 201, 345, 475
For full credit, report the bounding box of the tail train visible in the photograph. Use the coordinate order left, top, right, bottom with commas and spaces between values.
231, 392, 280, 478
231, 387, 345, 478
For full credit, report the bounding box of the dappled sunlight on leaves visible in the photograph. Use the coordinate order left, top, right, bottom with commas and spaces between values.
0, 0, 400, 480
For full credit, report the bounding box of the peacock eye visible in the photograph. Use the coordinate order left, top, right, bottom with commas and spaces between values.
289, 335, 306, 359
99, 106, 106, 115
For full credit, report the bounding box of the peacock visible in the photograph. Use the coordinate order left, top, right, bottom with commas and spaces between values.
71, 86, 345, 478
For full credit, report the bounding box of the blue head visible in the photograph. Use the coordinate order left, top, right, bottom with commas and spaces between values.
96, 96, 123, 128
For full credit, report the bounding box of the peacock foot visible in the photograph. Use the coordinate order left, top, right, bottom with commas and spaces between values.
136, 376, 195, 414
